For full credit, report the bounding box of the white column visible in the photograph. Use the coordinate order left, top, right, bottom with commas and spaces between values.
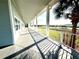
32, 20, 35, 30
36, 17, 38, 31
46, 5, 50, 37
30, 21, 33, 29
28, 23, 30, 28
60, 32, 64, 43
8, 0, 17, 43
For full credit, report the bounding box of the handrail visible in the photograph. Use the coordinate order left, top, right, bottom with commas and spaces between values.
62, 43, 79, 54
49, 28, 79, 35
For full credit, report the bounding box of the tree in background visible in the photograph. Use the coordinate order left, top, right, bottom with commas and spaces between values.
54, 0, 79, 48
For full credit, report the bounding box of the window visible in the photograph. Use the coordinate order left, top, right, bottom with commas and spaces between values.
14, 18, 20, 30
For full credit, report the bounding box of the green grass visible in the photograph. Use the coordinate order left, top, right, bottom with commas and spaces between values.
38, 28, 46, 36
38, 27, 79, 48
49, 30, 60, 42
38, 27, 60, 42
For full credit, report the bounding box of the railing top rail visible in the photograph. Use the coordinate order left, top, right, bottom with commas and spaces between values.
49, 28, 79, 35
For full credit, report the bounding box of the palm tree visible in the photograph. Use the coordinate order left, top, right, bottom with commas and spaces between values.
54, 0, 79, 48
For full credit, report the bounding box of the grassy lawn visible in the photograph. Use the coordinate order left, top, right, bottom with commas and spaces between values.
38, 27, 61, 42
38, 28, 46, 36
38, 27, 79, 47
49, 29, 61, 42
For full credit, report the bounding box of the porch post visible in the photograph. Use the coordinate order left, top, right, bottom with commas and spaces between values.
36, 17, 38, 31
46, 5, 50, 37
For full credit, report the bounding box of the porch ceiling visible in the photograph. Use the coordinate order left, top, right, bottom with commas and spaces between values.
13, 0, 58, 24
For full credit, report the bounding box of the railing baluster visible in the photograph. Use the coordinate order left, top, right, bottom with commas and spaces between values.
66, 51, 68, 59
61, 50, 64, 59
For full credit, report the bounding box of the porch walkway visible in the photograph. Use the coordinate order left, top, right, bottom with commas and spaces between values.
0, 28, 39, 59
0, 28, 79, 59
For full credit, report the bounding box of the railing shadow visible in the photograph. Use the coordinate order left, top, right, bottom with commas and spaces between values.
4, 37, 46, 59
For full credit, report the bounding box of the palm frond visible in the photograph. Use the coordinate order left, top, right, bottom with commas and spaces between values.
54, 0, 79, 19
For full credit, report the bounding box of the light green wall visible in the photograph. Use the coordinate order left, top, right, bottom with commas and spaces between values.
0, 0, 13, 47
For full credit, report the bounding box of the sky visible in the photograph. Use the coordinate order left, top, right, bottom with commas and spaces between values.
36, 3, 72, 25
